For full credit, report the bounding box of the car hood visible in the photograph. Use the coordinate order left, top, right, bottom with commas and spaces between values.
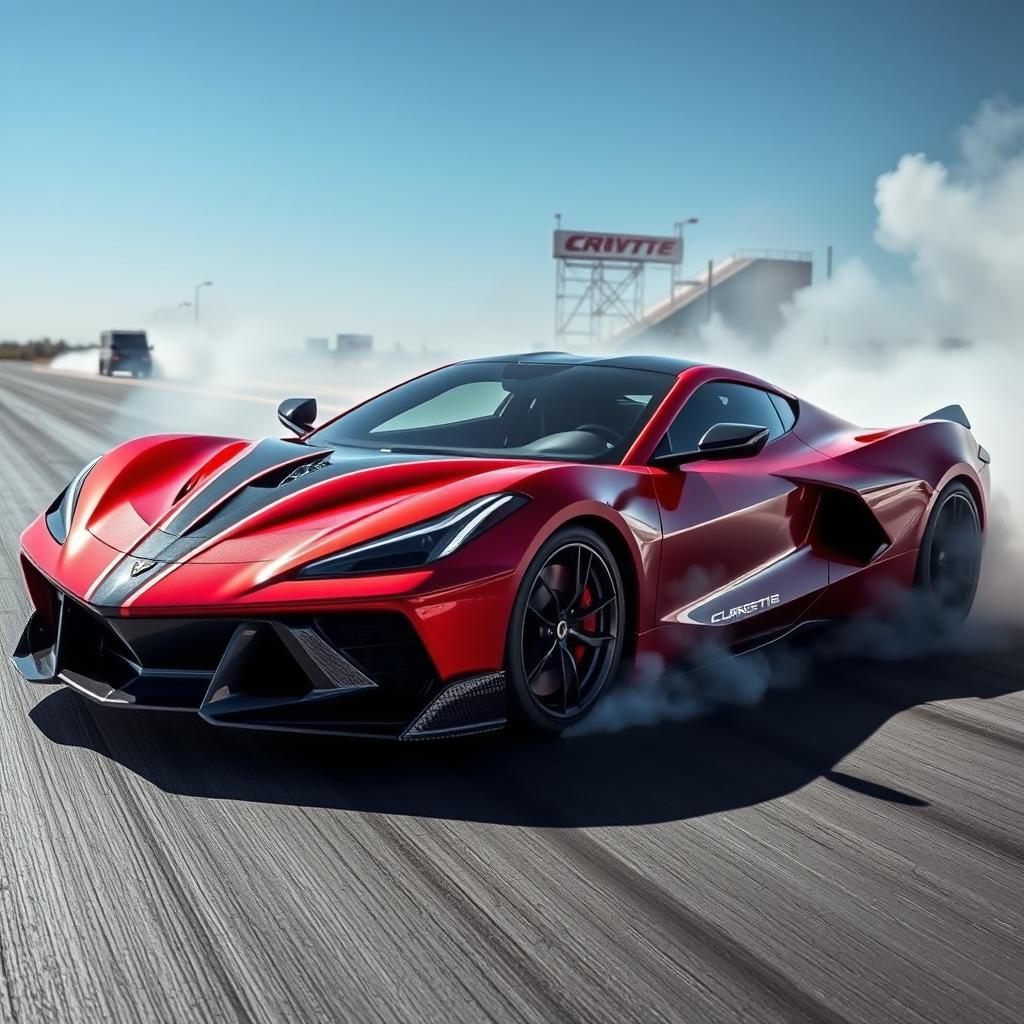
80, 434, 545, 566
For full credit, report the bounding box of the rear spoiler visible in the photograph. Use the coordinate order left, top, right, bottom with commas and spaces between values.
921, 404, 971, 429
920, 404, 990, 463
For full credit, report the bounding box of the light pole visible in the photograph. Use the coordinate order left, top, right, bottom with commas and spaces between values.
193, 281, 213, 329
671, 218, 699, 295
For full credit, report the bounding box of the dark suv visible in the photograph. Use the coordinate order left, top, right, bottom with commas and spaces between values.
98, 330, 153, 378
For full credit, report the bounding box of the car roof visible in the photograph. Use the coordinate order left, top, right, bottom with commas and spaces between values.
466, 351, 705, 375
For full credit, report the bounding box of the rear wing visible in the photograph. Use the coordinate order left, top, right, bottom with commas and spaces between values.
921, 404, 990, 464
921, 404, 971, 429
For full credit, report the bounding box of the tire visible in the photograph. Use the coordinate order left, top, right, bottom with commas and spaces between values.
98, 361, 106, 376
505, 526, 626, 734
914, 481, 982, 627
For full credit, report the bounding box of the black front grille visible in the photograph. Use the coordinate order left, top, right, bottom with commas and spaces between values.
314, 612, 437, 696
111, 617, 242, 672
58, 596, 141, 688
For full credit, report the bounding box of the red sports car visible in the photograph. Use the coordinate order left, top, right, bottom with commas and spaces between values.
12, 353, 989, 738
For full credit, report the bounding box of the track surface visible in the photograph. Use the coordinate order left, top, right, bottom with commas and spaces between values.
1, 360, 1023, 1024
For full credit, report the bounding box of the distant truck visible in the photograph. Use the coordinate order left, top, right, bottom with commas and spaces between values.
98, 330, 152, 378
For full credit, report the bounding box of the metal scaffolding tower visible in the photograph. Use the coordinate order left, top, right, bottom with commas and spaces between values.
552, 216, 689, 347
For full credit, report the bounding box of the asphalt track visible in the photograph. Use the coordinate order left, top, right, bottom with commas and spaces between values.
1, 359, 1023, 1024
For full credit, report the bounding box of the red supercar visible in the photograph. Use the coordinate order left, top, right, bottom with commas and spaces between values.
13, 353, 990, 738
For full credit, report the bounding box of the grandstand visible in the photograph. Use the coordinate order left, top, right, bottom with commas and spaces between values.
614, 249, 812, 347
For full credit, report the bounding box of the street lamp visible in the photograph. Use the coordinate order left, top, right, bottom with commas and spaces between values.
671, 218, 699, 296
193, 281, 213, 329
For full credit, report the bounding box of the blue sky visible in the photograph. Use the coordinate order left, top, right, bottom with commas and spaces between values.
1, 0, 1022, 346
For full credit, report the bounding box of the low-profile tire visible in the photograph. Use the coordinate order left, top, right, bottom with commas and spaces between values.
914, 481, 982, 628
505, 525, 626, 734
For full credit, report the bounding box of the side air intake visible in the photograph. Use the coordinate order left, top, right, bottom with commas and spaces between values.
814, 488, 890, 564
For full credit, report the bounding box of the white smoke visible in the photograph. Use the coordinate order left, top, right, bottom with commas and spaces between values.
47, 314, 446, 442
575, 97, 1024, 735
49, 348, 100, 374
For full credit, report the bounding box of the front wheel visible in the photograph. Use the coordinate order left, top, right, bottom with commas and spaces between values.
915, 481, 982, 627
505, 527, 626, 734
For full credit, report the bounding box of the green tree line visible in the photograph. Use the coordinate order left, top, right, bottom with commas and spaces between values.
0, 338, 92, 360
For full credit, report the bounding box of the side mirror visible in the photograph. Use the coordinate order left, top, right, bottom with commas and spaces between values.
278, 397, 317, 436
654, 422, 770, 466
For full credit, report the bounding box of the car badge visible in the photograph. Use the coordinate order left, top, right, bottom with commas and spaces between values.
130, 559, 157, 577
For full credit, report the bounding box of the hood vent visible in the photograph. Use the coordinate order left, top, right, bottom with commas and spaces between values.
280, 455, 332, 486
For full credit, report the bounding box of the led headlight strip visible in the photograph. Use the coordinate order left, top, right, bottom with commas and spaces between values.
298, 492, 528, 578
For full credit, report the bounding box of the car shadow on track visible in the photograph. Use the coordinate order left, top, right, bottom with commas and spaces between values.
29, 641, 1022, 828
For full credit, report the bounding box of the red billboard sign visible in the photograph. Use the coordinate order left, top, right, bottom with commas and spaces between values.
553, 230, 681, 264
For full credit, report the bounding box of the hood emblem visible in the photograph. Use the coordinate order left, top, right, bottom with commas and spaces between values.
130, 558, 157, 577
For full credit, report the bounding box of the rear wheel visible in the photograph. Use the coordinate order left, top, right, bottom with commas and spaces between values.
915, 481, 982, 627
506, 527, 625, 734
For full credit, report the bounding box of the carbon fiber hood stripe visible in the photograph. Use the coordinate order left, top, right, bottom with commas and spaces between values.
89, 441, 451, 607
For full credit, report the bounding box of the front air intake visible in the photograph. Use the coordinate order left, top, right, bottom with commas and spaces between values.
314, 613, 438, 696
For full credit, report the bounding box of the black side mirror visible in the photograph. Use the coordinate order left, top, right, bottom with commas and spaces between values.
278, 397, 317, 436
654, 422, 770, 466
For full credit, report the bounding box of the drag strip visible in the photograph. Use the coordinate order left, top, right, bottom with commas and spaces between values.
1, 360, 1023, 1023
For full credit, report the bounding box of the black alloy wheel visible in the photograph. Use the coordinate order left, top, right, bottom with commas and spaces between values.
506, 527, 625, 733
916, 481, 982, 626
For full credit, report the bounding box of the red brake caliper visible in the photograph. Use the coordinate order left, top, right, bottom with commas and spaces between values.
574, 585, 595, 662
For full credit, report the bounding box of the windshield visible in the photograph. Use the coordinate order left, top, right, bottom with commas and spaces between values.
311, 361, 675, 464
110, 332, 148, 351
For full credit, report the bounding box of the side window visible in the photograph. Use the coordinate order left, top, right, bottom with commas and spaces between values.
663, 381, 785, 454
768, 392, 797, 432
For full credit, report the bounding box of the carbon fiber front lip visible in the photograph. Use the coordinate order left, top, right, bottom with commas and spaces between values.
400, 672, 507, 740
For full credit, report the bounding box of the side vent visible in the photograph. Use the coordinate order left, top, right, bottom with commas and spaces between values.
814, 488, 890, 564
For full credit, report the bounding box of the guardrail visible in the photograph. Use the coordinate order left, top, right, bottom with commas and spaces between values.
732, 248, 812, 262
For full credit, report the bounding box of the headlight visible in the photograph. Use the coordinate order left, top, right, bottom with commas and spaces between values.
45, 457, 100, 544
298, 493, 528, 578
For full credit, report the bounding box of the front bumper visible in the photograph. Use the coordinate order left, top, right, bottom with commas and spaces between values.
12, 572, 508, 740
